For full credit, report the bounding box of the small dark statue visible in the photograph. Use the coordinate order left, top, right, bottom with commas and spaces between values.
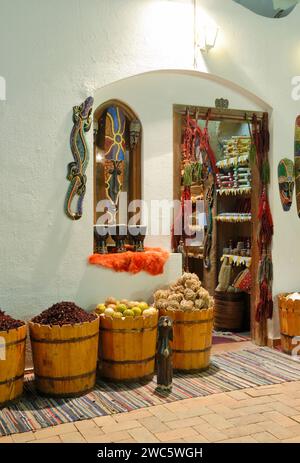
156, 316, 173, 391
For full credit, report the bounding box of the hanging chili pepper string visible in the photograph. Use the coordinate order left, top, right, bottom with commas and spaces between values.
252, 111, 273, 324
258, 187, 273, 253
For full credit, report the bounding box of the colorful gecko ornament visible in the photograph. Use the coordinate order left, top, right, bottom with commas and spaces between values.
65, 96, 94, 220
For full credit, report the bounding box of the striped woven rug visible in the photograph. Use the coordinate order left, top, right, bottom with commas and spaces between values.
1, 347, 300, 436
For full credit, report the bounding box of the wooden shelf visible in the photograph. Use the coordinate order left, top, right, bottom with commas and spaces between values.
216, 154, 249, 169
215, 214, 251, 223
217, 187, 251, 196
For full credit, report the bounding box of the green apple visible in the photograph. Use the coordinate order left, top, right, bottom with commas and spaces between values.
104, 307, 115, 317
123, 309, 134, 317
132, 307, 142, 317
112, 311, 123, 319
138, 302, 149, 311
116, 303, 127, 313
96, 303, 106, 314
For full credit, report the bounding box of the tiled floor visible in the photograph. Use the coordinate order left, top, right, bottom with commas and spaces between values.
2, 340, 300, 444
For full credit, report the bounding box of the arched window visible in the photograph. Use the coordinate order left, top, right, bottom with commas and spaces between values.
93, 100, 142, 228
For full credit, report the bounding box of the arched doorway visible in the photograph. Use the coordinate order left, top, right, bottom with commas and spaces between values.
92, 70, 274, 346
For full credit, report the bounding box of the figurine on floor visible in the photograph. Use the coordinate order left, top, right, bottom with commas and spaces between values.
156, 316, 173, 392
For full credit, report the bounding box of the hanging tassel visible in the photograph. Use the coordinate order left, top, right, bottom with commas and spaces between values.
193, 162, 202, 182
256, 278, 269, 323
258, 188, 273, 252
256, 278, 273, 322
256, 254, 273, 322
183, 164, 193, 187
261, 158, 270, 185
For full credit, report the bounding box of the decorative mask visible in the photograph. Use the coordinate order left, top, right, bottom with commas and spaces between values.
278, 158, 295, 211
130, 119, 141, 150
295, 115, 300, 217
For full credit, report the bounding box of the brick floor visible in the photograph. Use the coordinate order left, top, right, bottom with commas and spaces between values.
2, 341, 300, 444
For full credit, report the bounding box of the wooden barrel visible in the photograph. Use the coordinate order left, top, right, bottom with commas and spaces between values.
160, 308, 214, 371
29, 317, 99, 397
278, 293, 300, 355
98, 312, 158, 381
214, 291, 244, 331
0, 324, 27, 406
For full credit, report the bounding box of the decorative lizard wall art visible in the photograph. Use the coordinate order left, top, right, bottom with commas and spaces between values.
65, 96, 94, 220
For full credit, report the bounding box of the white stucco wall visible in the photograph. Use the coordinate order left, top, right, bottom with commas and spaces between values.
0, 0, 299, 337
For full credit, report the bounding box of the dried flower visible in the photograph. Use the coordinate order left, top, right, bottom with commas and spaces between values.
155, 299, 169, 310
195, 299, 206, 310
180, 300, 194, 311
181, 272, 199, 283
184, 288, 196, 301
168, 293, 183, 303
154, 289, 170, 301
167, 300, 180, 310
186, 280, 201, 292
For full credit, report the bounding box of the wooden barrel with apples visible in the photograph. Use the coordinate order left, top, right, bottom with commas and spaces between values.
0, 324, 27, 406
160, 307, 214, 371
98, 311, 158, 381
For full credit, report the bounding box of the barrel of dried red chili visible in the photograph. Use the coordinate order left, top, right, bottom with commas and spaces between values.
29, 302, 99, 397
0, 310, 27, 406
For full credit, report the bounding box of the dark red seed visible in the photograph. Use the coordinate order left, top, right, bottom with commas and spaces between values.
31, 301, 96, 326
0, 310, 24, 331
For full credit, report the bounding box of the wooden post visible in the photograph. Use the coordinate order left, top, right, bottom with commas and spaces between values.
250, 144, 268, 346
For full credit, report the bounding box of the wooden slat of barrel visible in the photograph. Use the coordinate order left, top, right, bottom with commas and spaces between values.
98, 312, 158, 381
29, 317, 99, 397
214, 291, 244, 331
160, 308, 214, 371
0, 324, 27, 406
278, 294, 300, 355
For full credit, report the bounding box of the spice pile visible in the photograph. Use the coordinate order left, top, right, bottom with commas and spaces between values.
0, 310, 24, 331
32, 302, 96, 326
154, 273, 214, 312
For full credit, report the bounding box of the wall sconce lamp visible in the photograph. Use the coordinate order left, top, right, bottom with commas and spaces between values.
197, 23, 219, 53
